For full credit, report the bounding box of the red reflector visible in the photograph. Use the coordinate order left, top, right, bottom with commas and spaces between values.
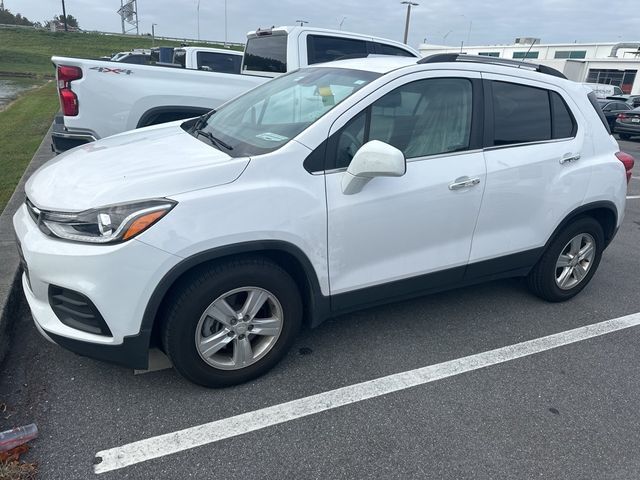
616, 151, 635, 183
60, 88, 79, 116
57, 65, 82, 82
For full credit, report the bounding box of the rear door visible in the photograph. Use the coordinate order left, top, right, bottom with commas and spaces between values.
470, 75, 589, 267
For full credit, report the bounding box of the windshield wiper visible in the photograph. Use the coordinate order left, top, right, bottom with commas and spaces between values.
191, 109, 216, 131
194, 129, 234, 151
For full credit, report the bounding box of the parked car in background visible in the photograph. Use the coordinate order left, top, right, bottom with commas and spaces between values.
615, 106, 640, 140
583, 83, 624, 99
113, 50, 152, 65
598, 99, 632, 129
50, 26, 420, 152
16, 54, 633, 387
171, 47, 243, 74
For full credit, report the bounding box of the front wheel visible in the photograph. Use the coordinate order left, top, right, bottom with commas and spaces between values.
161, 257, 302, 387
527, 217, 604, 302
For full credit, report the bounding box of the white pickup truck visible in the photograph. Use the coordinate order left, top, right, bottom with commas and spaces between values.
51, 26, 420, 152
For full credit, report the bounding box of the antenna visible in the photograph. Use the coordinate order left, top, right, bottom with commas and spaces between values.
517, 38, 538, 68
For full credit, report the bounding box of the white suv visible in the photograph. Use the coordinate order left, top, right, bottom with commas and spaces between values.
14, 54, 634, 387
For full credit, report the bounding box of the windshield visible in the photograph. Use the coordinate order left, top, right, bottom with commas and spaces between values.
199, 67, 380, 156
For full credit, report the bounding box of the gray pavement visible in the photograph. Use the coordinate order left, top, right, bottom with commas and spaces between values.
0, 138, 639, 479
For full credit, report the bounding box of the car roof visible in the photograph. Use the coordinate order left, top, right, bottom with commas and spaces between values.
312, 56, 577, 90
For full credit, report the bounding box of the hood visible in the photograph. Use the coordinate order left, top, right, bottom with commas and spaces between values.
26, 123, 249, 211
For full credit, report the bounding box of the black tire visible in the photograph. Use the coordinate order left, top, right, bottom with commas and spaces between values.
619, 133, 631, 140
527, 216, 604, 302
161, 256, 302, 388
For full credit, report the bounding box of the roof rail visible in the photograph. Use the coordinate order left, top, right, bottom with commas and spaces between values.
417, 53, 567, 79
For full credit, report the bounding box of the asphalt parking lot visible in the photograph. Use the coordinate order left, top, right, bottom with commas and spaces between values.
1, 139, 640, 479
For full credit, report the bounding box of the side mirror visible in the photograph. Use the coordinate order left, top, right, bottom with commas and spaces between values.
341, 140, 406, 195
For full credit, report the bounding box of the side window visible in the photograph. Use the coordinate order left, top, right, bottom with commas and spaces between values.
492, 81, 551, 145
307, 35, 368, 64
550, 91, 576, 139
197, 52, 242, 74
333, 78, 473, 168
374, 43, 415, 57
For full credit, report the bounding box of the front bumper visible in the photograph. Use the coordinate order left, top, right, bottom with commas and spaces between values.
51, 114, 97, 153
13, 204, 180, 369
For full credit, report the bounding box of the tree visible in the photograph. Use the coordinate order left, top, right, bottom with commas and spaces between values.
0, 8, 36, 26
54, 14, 79, 28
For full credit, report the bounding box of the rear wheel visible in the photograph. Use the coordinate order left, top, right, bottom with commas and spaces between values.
527, 217, 604, 302
161, 257, 302, 387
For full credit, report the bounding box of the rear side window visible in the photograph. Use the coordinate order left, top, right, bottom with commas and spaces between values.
374, 43, 415, 57
243, 35, 287, 73
197, 52, 242, 74
492, 81, 551, 145
307, 35, 368, 64
550, 92, 577, 139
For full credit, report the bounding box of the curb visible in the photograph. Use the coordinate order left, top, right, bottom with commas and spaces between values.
0, 125, 55, 366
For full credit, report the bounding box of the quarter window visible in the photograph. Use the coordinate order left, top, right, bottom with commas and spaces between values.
333, 78, 473, 168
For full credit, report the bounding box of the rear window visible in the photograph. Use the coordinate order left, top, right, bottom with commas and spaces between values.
173, 49, 186, 68
197, 52, 242, 74
307, 35, 368, 64
243, 35, 287, 73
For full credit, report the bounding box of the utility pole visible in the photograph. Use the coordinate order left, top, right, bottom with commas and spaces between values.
224, 0, 228, 47
197, 0, 200, 40
401, 1, 418, 45
61, 0, 68, 31
152, 23, 157, 46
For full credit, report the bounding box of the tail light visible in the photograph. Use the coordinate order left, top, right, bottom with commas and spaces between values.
616, 151, 635, 183
56, 65, 82, 116
617, 113, 628, 120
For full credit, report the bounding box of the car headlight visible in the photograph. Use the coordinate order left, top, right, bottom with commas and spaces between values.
33, 199, 176, 244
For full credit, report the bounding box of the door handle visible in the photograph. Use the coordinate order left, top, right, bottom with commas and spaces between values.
448, 176, 480, 190
560, 153, 581, 164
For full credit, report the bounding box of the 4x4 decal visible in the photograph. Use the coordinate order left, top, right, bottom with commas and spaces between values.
89, 66, 133, 75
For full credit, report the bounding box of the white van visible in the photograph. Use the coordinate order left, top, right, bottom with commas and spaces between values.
583, 83, 624, 99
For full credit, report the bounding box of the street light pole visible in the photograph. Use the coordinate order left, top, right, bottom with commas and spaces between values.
401, 1, 418, 45
61, 0, 68, 32
197, 0, 200, 41
224, 0, 228, 47
152, 23, 157, 46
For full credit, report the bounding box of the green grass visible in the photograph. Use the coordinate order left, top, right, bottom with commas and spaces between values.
0, 82, 59, 213
0, 26, 242, 77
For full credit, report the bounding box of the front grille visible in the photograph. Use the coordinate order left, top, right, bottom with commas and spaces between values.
48, 285, 112, 336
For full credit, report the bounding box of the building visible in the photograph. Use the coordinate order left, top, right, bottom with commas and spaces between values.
419, 39, 640, 94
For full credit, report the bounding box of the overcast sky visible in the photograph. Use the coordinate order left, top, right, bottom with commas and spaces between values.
6, 0, 640, 47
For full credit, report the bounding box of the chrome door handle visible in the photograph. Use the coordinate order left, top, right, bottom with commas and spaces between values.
449, 176, 480, 190
560, 153, 581, 164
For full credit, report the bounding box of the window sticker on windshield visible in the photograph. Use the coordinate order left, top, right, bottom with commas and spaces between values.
256, 132, 289, 142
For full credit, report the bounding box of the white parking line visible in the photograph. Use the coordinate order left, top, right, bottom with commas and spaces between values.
94, 311, 640, 474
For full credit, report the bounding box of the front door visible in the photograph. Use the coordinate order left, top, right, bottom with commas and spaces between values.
324, 71, 487, 310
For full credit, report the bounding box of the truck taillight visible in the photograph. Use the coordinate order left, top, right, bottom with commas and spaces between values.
615, 151, 635, 183
57, 65, 82, 116
617, 113, 628, 120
